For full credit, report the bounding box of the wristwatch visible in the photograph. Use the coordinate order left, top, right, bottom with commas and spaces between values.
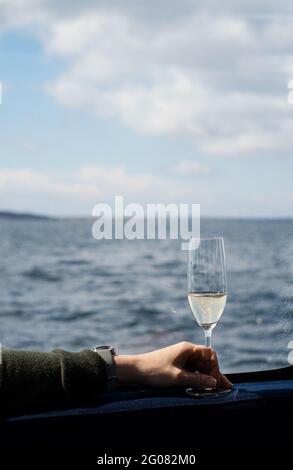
92, 345, 117, 389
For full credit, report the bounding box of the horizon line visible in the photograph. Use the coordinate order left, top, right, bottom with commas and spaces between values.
0, 209, 292, 221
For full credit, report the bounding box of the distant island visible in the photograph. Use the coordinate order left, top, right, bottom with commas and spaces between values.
0, 210, 55, 220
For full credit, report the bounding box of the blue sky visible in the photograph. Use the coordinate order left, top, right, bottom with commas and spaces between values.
0, 0, 293, 217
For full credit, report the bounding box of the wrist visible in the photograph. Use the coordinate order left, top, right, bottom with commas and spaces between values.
114, 355, 143, 385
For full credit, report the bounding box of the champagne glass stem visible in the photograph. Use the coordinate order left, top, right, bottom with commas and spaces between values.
204, 329, 212, 348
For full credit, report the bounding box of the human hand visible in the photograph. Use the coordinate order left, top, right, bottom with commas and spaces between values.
114, 342, 232, 389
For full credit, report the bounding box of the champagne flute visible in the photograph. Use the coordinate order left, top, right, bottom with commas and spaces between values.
187, 237, 228, 396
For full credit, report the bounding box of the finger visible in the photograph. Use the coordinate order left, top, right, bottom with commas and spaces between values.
183, 345, 214, 369
185, 347, 218, 374
207, 350, 223, 381
219, 373, 233, 389
176, 344, 231, 388
197, 353, 232, 389
175, 370, 217, 389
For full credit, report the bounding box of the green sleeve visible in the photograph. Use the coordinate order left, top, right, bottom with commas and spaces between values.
0, 348, 107, 418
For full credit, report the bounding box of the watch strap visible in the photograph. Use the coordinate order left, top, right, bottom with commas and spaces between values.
92, 346, 117, 389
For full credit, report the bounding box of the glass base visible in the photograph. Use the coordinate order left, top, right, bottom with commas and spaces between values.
186, 387, 232, 397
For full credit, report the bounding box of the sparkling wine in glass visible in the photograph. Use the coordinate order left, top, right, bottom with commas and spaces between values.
186, 237, 228, 396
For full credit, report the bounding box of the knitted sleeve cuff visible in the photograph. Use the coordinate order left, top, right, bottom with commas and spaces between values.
53, 348, 108, 400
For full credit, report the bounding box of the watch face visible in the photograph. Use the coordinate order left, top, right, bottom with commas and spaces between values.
94, 345, 116, 355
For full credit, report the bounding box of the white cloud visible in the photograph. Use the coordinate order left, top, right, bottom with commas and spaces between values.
172, 160, 211, 176
0, 165, 202, 215
0, 166, 158, 199
0, 168, 101, 197
0, 165, 291, 217
1, 1, 293, 156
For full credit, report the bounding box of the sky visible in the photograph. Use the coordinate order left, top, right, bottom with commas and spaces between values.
0, 0, 293, 217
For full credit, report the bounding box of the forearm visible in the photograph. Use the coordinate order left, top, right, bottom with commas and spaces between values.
0, 342, 231, 417
0, 348, 107, 417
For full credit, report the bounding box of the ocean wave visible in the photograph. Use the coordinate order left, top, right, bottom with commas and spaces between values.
23, 267, 61, 282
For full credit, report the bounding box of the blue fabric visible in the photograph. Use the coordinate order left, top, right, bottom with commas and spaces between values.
7, 380, 293, 421
2, 380, 293, 449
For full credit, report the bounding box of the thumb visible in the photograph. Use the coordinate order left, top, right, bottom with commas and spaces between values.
176, 370, 217, 389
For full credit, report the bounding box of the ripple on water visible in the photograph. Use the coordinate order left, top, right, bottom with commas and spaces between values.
23, 267, 61, 283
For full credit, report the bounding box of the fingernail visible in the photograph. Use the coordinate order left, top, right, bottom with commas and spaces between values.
206, 377, 217, 387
